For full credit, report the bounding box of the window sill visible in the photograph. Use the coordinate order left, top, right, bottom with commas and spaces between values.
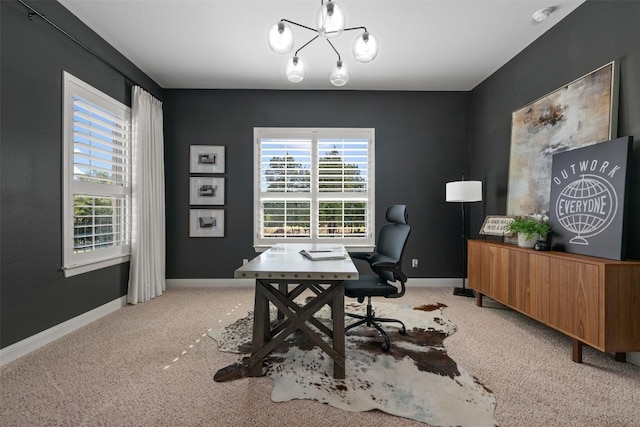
63, 254, 130, 278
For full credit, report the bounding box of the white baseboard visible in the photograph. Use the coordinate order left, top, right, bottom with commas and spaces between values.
166, 277, 461, 289
0, 296, 127, 366
166, 278, 255, 288
407, 278, 464, 287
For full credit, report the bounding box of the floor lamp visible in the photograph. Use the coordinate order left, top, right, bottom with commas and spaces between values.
446, 176, 482, 297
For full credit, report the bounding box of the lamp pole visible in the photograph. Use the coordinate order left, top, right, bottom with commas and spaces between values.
446, 173, 481, 297
454, 196, 474, 296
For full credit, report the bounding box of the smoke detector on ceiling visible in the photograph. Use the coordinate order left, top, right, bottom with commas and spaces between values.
532, 7, 552, 22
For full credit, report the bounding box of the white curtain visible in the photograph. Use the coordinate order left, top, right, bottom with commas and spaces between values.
127, 86, 165, 304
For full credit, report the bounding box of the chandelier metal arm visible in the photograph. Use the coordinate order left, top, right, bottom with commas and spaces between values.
280, 19, 369, 35
295, 35, 320, 57
326, 39, 341, 62
281, 19, 364, 62
343, 26, 368, 33
281, 19, 317, 33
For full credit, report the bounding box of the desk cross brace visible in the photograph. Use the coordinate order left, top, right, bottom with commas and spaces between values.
246, 280, 345, 379
270, 284, 334, 338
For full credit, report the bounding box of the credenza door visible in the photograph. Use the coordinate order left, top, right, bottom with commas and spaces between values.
468, 240, 491, 295
549, 259, 600, 346
516, 252, 550, 323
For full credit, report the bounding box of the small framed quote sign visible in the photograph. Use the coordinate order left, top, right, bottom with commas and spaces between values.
480, 215, 515, 236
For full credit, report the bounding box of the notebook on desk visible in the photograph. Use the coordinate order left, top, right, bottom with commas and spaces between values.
299, 249, 347, 261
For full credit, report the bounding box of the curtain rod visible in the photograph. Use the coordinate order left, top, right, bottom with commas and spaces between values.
17, 0, 143, 89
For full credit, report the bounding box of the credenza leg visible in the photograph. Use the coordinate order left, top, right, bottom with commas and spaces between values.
476, 292, 483, 307
614, 352, 626, 363
572, 339, 583, 363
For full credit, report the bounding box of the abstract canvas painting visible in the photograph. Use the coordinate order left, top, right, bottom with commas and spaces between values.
507, 61, 618, 216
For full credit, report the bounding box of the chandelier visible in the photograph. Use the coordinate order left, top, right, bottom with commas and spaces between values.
266, 0, 379, 87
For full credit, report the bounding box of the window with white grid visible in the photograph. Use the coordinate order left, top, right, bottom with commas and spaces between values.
254, 128, 375, 249
62, 72, 132, 277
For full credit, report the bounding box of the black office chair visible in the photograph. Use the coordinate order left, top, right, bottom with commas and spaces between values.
344, 205, 411, 351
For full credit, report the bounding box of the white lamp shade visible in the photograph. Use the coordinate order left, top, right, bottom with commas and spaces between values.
267, 21, 294, 54
353, 31, 379, 63
329, 61, 349, 86
316, 0, 346, 39
284, 56, 306, 83
446, 180, 482, 202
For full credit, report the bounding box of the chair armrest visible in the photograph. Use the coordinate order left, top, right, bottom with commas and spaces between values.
370, 254, 397, 265
370, 261, 408, 284
368, 261, 407, 298
369, 260, 398, 269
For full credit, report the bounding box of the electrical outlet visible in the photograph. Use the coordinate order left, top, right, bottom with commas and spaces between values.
411, 258, 418, 268
243, 259, 248, 265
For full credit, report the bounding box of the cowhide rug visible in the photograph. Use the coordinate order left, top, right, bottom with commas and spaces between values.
209, 301, 496, 427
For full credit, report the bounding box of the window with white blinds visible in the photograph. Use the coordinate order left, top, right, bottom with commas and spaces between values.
62, 72, 132, 277
254, 128, 375, 249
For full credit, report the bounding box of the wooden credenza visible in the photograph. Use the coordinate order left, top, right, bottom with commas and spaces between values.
468, 240, 640, 363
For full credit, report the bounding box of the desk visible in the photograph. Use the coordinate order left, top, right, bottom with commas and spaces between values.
234, 243, 358, 379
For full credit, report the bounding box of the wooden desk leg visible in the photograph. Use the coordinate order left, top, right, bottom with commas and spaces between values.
248, 280, 269, 376
277, 282, 287, 321
572, 339, 583, 363
476, 292, 483, 307
331, 284, 345, 379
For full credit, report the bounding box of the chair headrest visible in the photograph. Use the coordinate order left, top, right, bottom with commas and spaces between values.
386, 205, 408, 224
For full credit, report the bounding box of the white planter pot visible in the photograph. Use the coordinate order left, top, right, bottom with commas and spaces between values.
517, 233, 538, 248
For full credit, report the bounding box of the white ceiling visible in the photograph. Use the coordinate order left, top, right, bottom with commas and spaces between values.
57, 0, 585, 91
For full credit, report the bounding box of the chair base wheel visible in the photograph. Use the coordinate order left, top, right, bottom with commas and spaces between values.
381, 342, 390, 352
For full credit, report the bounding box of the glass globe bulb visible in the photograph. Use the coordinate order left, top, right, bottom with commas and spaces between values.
329, 61, 349, 87
267, 21, 294, 54
353, 31, 379, 63
284, 56, 306, 83
315, 1, 346, 39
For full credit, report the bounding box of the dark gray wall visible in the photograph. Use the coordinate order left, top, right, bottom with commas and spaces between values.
4, 0, 639, 351
164, 90, 470, 279
1, 0, 162, 348
469, 0, 640, 260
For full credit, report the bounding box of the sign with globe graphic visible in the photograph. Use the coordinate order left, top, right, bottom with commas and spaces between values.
549, 136, 632, 260
555, 174, 617, 245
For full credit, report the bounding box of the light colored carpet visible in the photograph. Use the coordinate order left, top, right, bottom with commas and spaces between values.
208, 301, 496, 426
1, 286, 639, 426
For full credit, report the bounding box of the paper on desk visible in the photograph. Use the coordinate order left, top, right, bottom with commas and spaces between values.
299, 249, 347, 261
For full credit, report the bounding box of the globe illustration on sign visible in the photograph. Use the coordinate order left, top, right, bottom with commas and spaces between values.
555, 174, 617, 245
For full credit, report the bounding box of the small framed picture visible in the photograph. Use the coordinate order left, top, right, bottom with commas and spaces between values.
480, 215, 515, 236
190, 145, 225, 173
189, 209, 224, 237
190, 177, 224, 205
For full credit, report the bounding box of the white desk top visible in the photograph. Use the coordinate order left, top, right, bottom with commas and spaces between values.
234, 243, 359, 281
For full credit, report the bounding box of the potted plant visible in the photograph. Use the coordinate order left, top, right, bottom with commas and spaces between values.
508, 216, 551, 248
